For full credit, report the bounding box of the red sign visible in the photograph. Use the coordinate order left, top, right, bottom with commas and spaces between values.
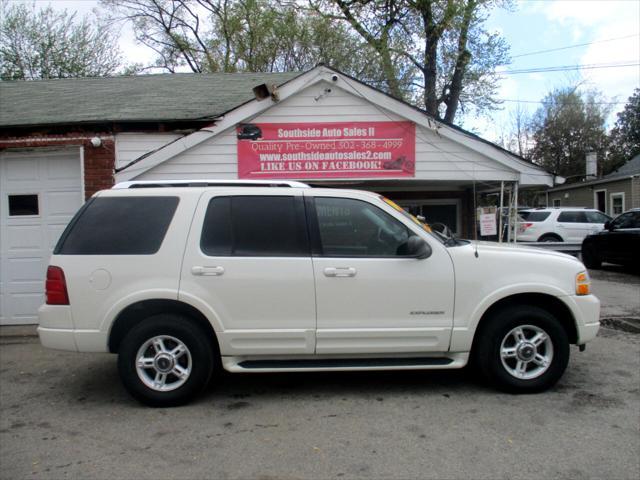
237, 121, 415, 179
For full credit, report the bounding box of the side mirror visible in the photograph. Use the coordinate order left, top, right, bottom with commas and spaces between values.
604, 221, 612, 230
405, 235, 432, 259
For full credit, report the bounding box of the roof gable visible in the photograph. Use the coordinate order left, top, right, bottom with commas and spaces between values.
116, 65, 554, 186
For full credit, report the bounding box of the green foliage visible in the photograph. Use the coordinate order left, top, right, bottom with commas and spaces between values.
606, 88, 640, 172
311, 0, 511, 122
0, 1, 122, 80
529, 87, 610, 180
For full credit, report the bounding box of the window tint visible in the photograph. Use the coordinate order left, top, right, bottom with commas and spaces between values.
557, 211, 587, 223
315, 197, 412, 257
585, 211, 610, 224
611, 212, 640, 229
200, 196, 307, 256
520, 211, 551, 222
56, 196, 178, 255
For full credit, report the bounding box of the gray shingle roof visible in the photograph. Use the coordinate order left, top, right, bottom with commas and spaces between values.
0, 72, 302, 128
604, 153, 640, 179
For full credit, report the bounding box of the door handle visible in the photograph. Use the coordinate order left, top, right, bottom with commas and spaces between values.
191, 266, 225, 276
324, 267, 357, 277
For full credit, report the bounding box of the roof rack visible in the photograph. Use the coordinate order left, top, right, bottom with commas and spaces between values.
112, 179, 310, 189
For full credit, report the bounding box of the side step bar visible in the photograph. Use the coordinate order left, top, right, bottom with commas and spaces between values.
221, 354, 470, 373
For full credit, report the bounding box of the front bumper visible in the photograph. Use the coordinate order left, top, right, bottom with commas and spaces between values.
570, 294, 600, 344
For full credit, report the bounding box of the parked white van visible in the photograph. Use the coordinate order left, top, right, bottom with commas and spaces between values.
38, 180, 600, 406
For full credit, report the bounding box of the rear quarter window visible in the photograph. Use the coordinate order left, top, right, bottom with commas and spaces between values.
520, 211, 551, 222
55, 196, 179, 255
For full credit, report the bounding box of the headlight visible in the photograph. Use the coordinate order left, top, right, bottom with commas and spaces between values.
576, 271, 591, 295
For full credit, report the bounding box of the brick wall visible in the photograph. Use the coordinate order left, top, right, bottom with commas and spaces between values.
0, 133, 115, 199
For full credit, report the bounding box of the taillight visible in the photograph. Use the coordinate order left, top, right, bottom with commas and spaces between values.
522, 223, 533, 229
46, 266, 69, 305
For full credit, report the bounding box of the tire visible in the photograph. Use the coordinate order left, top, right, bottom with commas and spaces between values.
474, 305, 569, 393
538, 234, 562, 242
581, 243, 602, 269
118, 314, 216, 407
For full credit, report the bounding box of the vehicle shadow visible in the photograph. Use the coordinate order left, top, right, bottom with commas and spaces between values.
61, 354, 492, 408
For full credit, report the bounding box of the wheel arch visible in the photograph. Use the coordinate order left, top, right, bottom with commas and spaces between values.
108, 299, 219, 354
538, 232, 563, 242
470, 293, 578, 355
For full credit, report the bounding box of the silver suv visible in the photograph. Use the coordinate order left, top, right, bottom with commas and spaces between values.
518, 208, 611, 242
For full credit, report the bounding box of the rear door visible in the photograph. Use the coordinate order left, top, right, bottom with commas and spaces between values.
180, 190, 316, 355
307, 192, 455, 354
556, 211, 590, 242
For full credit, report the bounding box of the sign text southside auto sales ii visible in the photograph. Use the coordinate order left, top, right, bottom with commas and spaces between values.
237, 121, 416, 179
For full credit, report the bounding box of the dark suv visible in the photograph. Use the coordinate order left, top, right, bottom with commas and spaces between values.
581, 208, 640, 269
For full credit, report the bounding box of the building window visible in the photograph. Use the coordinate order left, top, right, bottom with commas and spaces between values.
610, 192, 625, 216
552, 198, 561, 207
8, 194, 39, 216
396, 199, 461, 235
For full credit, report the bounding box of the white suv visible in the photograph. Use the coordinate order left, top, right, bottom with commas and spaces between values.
38, 180, 600, 406
518, 208, 611, 243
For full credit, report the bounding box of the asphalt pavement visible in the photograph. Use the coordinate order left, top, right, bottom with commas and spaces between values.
0, 266, 638, 480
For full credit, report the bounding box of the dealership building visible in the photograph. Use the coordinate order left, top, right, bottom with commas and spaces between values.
0, 65, 556, 325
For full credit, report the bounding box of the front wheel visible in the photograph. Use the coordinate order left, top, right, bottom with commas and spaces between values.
474, 306, 569, 393
118, 314, 215, 407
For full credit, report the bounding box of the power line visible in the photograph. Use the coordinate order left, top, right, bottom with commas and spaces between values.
511, 34, 640, 59
503, 61, 639, 74
498, 99, 627, 105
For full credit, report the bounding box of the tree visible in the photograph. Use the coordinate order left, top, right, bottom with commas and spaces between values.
309, 0, 511, 122
104, 0, 382, 80
496, 102, 532, 159
0, 1, 123, 80
606, 88, 640, 172
529, 87, 611, 180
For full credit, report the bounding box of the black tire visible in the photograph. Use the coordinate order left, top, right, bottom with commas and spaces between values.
581, 243, 602, 269
473, 305, 569, 393
118, 314, 216, 407
538, 233, 562, 242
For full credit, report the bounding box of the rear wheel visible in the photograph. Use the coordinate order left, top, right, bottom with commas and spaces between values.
474, 305, 569, 393
118, 314, 215, 407
538, 233, 562, 242
581, 243, 602, 269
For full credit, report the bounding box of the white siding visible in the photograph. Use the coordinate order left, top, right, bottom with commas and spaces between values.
141, 81, 518, 182
115, 132, 183, 169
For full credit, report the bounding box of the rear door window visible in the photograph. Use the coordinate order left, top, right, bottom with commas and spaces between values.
200, 196, 308, 256
520, 211, 551, 222
557, 211, 587, 223
56, 196, 179, 255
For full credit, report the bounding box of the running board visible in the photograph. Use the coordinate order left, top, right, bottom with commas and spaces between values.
222, 354, 469, 373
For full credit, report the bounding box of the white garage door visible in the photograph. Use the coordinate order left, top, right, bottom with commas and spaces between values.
0, 148, 83, 325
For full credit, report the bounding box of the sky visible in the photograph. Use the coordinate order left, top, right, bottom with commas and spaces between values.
7, 0, 640, 142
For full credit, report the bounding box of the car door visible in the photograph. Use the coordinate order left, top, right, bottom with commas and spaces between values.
180, 190, 316, 355
557, 211, 589, 242
306, 192, 455, 354
604, 212, 640, 264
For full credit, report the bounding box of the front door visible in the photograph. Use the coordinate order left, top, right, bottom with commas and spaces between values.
180, 192, 316, 355
307, 193, 455, 354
